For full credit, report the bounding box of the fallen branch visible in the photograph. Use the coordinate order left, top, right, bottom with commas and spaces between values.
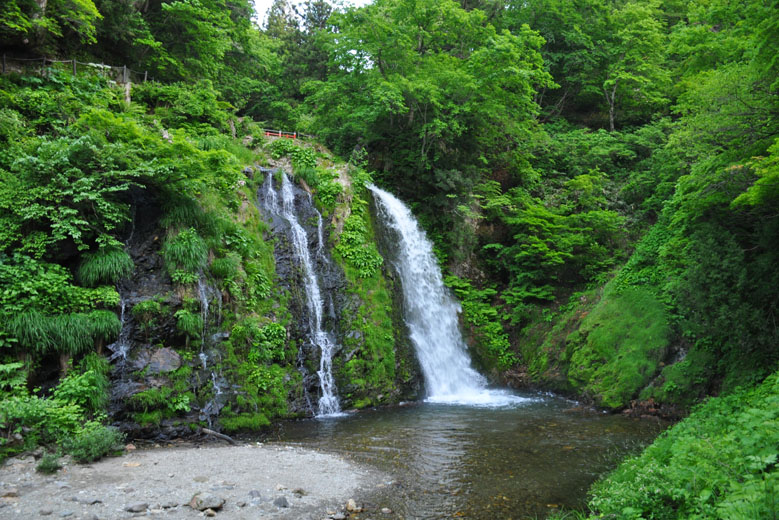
200, 427, 237, 445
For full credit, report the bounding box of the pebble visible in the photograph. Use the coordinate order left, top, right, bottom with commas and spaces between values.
332, 513, 346, 520
248, 490, 262, 498
125, 502, 149, 513
160, 501, 178, 509
0, 488, 19, 498
237, 501, 247, 507
204, 508, 217, 517
39, 510, 53, 516
346, 498, 362, 512
59, 511, 73, 518
381, 508, 393, 514
273, 496, 289, 508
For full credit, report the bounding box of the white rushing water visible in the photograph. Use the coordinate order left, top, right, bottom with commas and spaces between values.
107, 296, 131, 361
370, 185, 527, 407
264, 172, 341, 416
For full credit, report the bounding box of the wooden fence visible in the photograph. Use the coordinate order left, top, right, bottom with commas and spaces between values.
1, 53, 153, 83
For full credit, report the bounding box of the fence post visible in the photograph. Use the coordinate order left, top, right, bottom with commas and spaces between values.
72, 59, 77, 76
122, 65, 128, 83
143, 71, 148, 83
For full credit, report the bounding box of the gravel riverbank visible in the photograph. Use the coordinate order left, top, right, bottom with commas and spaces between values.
0, 443, 390, 519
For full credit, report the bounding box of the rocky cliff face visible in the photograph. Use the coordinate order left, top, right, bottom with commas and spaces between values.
105, 164, 423, 438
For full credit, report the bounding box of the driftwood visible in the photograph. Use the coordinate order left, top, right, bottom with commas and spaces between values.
200, 427, 237, 445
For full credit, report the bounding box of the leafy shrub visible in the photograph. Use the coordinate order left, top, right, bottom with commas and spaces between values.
268, 139, 317, 171
174, 309, 203, 339
316, 175, 342, 210
335, 212, 383, 278
0, 395, 83, 449
36, 452, 62, 474
0, 362, 26, 398
445, 275, 517, 371
63, 422, 124, 463
268, 138, 298, 159
233, 319, 287, 363
77, 247, 134, 287
53, 354, 110, 416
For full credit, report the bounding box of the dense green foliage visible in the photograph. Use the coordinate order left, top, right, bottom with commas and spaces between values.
589, 370, 779, 519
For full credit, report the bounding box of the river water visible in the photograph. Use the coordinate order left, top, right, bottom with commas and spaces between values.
268, 396, 664, 519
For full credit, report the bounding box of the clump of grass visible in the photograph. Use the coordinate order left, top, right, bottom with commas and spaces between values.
161, 228, 208, 275
220, 412, 270, 432
210, 255, 239, 280
161, 197, 221, 236
78, 247, 134, 287
86, 310, 121, 343
10, 311, 94, 355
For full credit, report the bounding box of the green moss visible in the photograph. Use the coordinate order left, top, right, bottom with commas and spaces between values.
567, 286, 670, 408
132, 410, 163, 426
640, 347, 716, 407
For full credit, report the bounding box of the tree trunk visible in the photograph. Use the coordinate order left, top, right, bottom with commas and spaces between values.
604, 80, 619, 132
59, 353, 70, 377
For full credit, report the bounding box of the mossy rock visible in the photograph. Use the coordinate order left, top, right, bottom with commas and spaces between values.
567, 287, 670, 408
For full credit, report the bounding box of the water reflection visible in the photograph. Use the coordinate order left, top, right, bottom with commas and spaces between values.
266, 394, 665, 519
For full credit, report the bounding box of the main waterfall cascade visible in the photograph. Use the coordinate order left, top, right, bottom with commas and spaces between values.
369, 185, 526, 406
260, 172, 342, 417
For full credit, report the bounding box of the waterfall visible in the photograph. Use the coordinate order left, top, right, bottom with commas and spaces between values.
261, 172, 341, 417
370, 185, 524, 406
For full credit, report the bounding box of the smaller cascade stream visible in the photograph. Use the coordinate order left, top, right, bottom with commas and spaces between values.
261, 172, 341, 417
196, 274, 228, 427
370, 185, 525, 406
107, 295, 132, 362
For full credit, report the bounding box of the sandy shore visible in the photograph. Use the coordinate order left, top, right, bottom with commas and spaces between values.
0, 443, 389, 519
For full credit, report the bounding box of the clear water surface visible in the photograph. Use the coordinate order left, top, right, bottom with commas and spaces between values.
265, 394, 665, 519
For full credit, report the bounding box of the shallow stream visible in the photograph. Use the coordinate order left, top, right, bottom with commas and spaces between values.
267, 394, 664, 519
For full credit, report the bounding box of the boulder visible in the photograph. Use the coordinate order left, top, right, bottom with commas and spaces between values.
189, 493, 225, 511
147, 347, 181, 373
